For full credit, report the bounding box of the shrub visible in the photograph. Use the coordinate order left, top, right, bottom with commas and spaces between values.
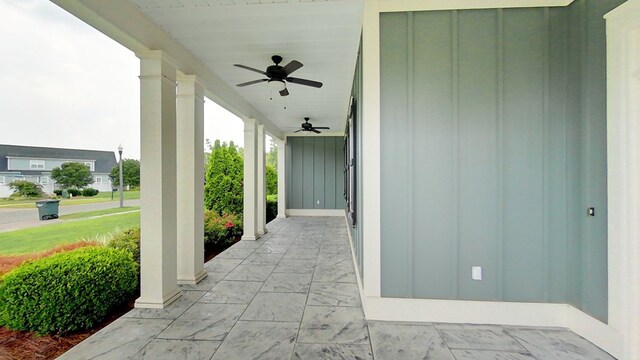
82, 188, 99, 197
53, 190, 63, 196
266, 194, 278, 223
0, 247, 138, 335
67, 189, 82, 197
204, 211, 242, 248
266, 165, 277, 196
7, 180, 45, 198
107, 226, 140, 264
204, 140, 244, 215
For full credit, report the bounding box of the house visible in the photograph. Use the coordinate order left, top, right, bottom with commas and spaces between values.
0, 144, 117, 197
47, 0, 640, 358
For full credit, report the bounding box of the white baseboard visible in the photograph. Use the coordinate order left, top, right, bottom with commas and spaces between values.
567, 305, 622, 359
286, 209, 345, 217
361, 295, 622, 358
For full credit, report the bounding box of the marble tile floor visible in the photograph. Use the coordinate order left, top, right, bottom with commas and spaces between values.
59, 216, 616, 360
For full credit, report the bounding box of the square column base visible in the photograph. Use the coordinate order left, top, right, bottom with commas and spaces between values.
241, 234, 261, 241
134, 289, 181, 309
177, 270, 208, 285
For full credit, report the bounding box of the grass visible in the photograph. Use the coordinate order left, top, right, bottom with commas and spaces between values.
0, 212, 140, 255
60, 206, 140, 220
0, 191, 140, 209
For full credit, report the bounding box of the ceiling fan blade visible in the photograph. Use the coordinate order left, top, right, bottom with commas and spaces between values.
234, 64, 267, 75
236, 79, 268, 87
282, 60, 303, 75
279, 88, 289, 97
311, 129, 322, 134
294, 129, 304, 133
287, 77, 323, 88
313, 127, 330, 130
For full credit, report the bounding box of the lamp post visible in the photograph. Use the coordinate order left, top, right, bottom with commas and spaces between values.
118, 144, 124, 208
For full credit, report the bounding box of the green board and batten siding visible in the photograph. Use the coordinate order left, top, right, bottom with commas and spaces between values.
380, 0, 624, 322
285, 136, 346, 210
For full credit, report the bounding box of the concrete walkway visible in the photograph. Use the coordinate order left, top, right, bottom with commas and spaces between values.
58, 217, 616, 360
0, 200, 140, 233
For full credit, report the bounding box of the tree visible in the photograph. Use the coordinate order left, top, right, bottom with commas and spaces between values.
266, 137, 278, 168
51, 162, 93, 189
8, 180, 45, 198
204, 141, 244, 215
266, 165, 277, 196
109, 159, 140, 187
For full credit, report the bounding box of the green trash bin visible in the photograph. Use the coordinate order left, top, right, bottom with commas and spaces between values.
36, 200, 60, 221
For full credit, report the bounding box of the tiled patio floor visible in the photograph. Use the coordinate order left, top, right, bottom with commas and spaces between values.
58, 216, 616, 360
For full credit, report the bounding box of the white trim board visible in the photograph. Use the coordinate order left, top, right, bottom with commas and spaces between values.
378, 0, 575, 13
284, 132, 344, 138
286, 209, 345, 217
362, 296, 622, 359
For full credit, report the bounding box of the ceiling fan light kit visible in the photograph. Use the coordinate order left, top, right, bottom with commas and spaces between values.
234, 55, 323, 97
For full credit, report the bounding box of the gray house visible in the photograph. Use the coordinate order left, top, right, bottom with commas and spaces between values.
0, 144, 117, 197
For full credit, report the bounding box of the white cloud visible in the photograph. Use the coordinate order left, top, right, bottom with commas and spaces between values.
0, 1, 244, 159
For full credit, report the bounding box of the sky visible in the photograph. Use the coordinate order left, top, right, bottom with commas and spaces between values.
0, 0, 246, 160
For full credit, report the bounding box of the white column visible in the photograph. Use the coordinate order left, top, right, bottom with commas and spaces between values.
277, 139, 287, 218
135, 51, 181, 309
176, 75, 206, 285
605, 2, 640, 359
242, 118, 259, 240
257, 124, 267, 234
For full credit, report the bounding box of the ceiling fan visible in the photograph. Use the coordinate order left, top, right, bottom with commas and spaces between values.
234, 55, 323, 97
295, 117, 330, 134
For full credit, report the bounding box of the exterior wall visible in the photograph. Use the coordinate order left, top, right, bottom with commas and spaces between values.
0, 173, 113, 196
379, 1, 622, 322
7, 157, 95, 171
350, 40, 365, 278
285, 136, 346, 210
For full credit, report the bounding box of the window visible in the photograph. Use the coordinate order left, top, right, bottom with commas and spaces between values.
84, 162, 94, 171
30, 160, 45, 169
95, 176, 102, 183
344, 96, 357, 227
40, 176, 49, 184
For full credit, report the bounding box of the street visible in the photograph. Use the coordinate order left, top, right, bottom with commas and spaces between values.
0, 200, 140, 233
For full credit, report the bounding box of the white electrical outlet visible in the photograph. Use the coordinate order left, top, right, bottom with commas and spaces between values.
472, 266, 482, 281
316, 200, 320, 205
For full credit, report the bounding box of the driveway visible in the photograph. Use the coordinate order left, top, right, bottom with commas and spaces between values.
0, 200, 140, 233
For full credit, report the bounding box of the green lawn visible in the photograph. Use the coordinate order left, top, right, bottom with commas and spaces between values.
0, 212, 140, 255
60, 206, 140, 220
0, 191, 140, 209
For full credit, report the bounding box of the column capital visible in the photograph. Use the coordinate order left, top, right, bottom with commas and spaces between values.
176, 74, 205, 99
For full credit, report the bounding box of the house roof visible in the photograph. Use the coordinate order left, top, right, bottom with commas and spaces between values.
0, 144, 117, 173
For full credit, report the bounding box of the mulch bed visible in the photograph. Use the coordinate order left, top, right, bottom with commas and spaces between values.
0, 240, 237, 360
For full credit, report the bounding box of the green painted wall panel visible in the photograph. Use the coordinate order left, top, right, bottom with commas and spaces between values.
501, 8, 545, 302
411, 11, 455, 299
334, 137, 346, 209
380, 0, 621, 321
325, 138, 337, 209
380, 12, 411, 297
284, 136, 345, 210
456, 9, 500, 301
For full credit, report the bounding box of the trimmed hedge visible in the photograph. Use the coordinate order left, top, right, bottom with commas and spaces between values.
68, 189, 82, 197
0, 247, 138, 335
266, 194, 278, 223
107, 226, 140, 264
82, 188, 99, 197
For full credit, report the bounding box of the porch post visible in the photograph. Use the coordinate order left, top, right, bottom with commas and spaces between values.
176, 74, 206, 285
242, 118, 259, 240
135, 50, 181, 308
276, 139, 287, 218
257, 124, 267, 234
605, 2, 640, 358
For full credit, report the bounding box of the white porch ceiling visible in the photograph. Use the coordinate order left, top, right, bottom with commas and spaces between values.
129, 0, 363, 134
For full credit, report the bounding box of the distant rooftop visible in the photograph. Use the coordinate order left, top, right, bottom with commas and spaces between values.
0, 144, 117, 173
